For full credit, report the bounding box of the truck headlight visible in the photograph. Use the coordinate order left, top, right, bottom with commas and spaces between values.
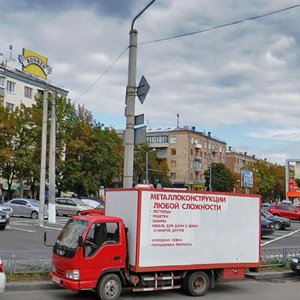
291, 258, 299, 263
66, 270, 80, 280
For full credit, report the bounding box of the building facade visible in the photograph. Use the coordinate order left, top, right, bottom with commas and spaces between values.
0, 59, 68, 110
146, 127, 227, 189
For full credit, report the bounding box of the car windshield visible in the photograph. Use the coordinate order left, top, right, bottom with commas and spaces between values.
55, 219, 87, 250
73, 198, 89, 206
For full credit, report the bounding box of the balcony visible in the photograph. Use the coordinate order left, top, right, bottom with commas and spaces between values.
194, 155, 201, 161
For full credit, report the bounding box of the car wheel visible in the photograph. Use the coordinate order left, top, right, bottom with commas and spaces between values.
0, 225, 6, 230
274, 222, 282, 230
56, 210, 59, 216
96, 274, 122, 300
31, 211, 38, 219
184, 271, 209, 296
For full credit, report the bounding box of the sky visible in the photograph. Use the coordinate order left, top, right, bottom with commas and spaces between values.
1, 0, 300, 165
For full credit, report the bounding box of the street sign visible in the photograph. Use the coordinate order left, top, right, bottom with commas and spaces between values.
135, 114, 144, 126
136, 76, 150, 104
134, 125, 146, 145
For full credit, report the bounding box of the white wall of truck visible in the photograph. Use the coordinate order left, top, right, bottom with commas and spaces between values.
106, 188, 261, 272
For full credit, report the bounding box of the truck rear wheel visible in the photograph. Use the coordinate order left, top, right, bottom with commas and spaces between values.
97, 274, 122, 300
184, 271, 209, 296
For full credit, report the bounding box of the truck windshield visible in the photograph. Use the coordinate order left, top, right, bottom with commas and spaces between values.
53, 219, 87, 257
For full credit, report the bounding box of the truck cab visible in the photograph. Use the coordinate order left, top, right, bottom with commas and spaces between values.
50, 214, 126, 292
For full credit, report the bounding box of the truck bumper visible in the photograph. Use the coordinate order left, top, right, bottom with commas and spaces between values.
49, 272, 80, 291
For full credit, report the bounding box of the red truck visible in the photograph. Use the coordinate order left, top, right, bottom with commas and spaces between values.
48, 188, 261, 299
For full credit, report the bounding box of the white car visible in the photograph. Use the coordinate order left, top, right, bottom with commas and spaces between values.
81, 198, 104, 209
0, 258, 6, 294
0, 204, 13, 217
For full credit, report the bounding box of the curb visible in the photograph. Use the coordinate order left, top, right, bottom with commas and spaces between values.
5, 271, 298, 291
245, 270, 297, 280
6, 280, 58, 291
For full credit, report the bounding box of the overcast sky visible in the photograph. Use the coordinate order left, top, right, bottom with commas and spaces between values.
1, 0, 300, 165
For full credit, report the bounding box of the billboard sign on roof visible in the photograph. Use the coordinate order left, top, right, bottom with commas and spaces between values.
19, 48, 52, 79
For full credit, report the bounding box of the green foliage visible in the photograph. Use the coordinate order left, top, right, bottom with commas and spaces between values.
134, 144, 171, 187
204, 163, 235, 192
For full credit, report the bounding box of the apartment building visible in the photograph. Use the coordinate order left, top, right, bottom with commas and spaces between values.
225, 148, 259, 174
146, 127, 227, 189
0, 59, 68, 110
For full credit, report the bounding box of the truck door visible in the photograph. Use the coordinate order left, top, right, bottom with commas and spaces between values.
79, 221, 125, 289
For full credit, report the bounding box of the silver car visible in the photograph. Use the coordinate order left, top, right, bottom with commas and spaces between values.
0, 204, 13, 217
5, 198, 47, 219
55, 198, 92, 216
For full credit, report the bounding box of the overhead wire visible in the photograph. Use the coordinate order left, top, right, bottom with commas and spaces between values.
74, 46, 128, 102
139, 3, 300, 45
75, 3, 300, 100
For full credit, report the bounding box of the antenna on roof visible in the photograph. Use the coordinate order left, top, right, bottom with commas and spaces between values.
176, 114, 180, 128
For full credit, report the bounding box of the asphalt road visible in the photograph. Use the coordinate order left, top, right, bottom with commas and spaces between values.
3, 278, 300, 300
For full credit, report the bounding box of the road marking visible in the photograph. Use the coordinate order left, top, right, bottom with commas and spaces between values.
262, 229, 300, 246
7, 226, 36, 233
42, 225, 63, 231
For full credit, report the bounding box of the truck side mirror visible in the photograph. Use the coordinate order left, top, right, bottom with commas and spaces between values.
78, 236, 84, 247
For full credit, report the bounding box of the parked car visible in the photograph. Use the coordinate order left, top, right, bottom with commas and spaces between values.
261, 216, 274, 236
55, 198, 93, 216
0, 258, 6, 294
0, 211, 9, 230
261, 209, 291, 230
0, 205, 13, 217
80, 198, 104, 209
290, 256, 300, 274
262, 202, 272, 210
80, 204, 105, 216
5, 198, 47, 219
268, 204, 300, 220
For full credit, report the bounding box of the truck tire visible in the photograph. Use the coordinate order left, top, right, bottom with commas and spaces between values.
184, 271, 209, 296
97, 274, 122, 300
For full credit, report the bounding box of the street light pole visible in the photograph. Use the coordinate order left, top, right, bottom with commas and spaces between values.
123, 0, 156, 188
146, 149, 156, 184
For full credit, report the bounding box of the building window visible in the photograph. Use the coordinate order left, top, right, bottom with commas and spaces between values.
0, 77, 4, 88
171, 148, 176, 155
171, 160, 176, 167
7, 81, 15, 93
37, 89, 44, 97
170, 136, 177, 144
171, 172, 176, 180
146, 135, 168, 144
24, 86, 32, 98
6, 102, 14, 111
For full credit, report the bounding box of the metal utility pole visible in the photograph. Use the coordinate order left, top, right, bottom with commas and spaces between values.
123, 0, 156, 188
48, 90, 56, 224
38, 89, 48, 226
146, 149, 156, 184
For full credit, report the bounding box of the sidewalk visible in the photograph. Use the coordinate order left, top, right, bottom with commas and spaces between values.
6, 271, 298, 291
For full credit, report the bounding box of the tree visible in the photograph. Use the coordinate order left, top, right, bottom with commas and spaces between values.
204, 163, 235, 192
134, 144, 171, 187
60, 104, 123, 196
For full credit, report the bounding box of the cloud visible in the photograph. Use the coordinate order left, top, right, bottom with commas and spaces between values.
1, 0, 300, 165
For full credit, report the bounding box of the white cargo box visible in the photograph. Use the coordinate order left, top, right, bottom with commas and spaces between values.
106, 188, 261, 272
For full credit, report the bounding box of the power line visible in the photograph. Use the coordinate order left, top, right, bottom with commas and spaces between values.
74, 3, 300, 100
74, 46, 128, 102
139, 4, 300, 45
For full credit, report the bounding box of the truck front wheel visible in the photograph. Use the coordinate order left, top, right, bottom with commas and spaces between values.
184, 271, 209, 296
97, 274, 122, 300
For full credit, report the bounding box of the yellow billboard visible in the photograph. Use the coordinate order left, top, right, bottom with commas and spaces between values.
19, 48, 52, 79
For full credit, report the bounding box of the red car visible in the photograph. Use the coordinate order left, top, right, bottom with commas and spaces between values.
268, 205, 300, 220
80, 204, 104, 216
